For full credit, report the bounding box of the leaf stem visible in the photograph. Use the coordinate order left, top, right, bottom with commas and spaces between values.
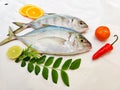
37, 64, 62, 71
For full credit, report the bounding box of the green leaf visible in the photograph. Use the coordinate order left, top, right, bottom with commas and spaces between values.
15, 58, 21, 63
37, 55, 46, 64
42, 67, 49, 80
21, 46, 39, 59
69, 58, 81, 70
30, 58, 37, 63
53, 57, 62, 68
61, 70, 69, 86
28, 62, 34, 73
52, 69, 58, 84
21, 60, 26, 67
62, 59, 72, 70
45, 57, 54, 66
23, 56, 31, 61
35, 65, 40, 75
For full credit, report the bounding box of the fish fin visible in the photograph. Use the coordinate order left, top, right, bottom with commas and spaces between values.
9, 27, 16, 37
59, 15, 66, 20
7, 26, 24, 36
12, 22, 25, 27
13, 26, 26, 35
52, 37, 66, 45
0, 27, 16, 46
41, 37, 66, 45
42, 24, 56, 27
7, 22, 29, 35
44, 13, 56, 15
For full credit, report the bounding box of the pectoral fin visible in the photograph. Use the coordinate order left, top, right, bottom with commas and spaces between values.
42, 24, 56, 27
41, 37, 66, 45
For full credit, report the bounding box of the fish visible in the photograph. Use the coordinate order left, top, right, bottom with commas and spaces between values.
0, 26, 92, 55
12, 13, 88, 35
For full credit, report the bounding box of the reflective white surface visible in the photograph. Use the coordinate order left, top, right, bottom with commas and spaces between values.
0, 0, 120, 90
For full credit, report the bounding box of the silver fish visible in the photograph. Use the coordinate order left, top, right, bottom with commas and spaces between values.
12, 13, 88, 34
0, 26, 91, 55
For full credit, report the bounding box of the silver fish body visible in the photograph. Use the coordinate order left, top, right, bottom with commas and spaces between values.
30, 14, 88, 32
13, 13, 88, 34
15, 26, 91, 55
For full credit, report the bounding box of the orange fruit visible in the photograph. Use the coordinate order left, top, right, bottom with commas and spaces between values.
19, 4, 35, 16
95, 26, 110, 41
26, 7, 44, 19
19, 4, 44, 19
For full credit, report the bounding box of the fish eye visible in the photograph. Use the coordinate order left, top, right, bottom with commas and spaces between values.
80, 21, 84, 25
80, 39, 84, 42
71, 19, 74, 22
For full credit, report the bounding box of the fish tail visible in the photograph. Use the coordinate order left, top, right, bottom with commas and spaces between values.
10, 22, 30, 35
12, 26, 25, 35
0, 27, 16, 46
13, 22, 25, 27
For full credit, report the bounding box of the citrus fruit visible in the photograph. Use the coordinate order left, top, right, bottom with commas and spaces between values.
19, 4, 35, 16
19, 4, 44, 19
95, 26, 110, 41
26, 7, 44, 19
7, 45, 23, 59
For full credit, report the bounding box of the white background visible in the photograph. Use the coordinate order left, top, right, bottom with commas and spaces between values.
0, 0, 120, 90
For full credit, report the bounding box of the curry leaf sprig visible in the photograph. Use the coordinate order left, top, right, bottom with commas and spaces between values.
15, 46, 81, 87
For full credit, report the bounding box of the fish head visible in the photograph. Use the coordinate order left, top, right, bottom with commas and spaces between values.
74, 19, 89, 33
75, 34, 92, 52
79, 20, 88, 29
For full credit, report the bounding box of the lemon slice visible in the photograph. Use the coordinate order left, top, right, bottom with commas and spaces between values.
7, 45, 23, 59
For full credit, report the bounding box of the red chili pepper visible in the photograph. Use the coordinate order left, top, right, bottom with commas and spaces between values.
92, 35, 118, 60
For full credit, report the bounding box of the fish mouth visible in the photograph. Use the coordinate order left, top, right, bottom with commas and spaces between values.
82, 43, 92, 53
81, 24, 89, 32
86, 42, 92, 50
83, 40, 92, 50
80, 27, 89, 33
83, 27, 89, 31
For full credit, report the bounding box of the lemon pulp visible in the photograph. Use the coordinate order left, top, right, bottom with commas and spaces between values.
7, 45, 23, 59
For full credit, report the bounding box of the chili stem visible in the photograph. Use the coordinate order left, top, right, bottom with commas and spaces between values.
111, 35, 118, 45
